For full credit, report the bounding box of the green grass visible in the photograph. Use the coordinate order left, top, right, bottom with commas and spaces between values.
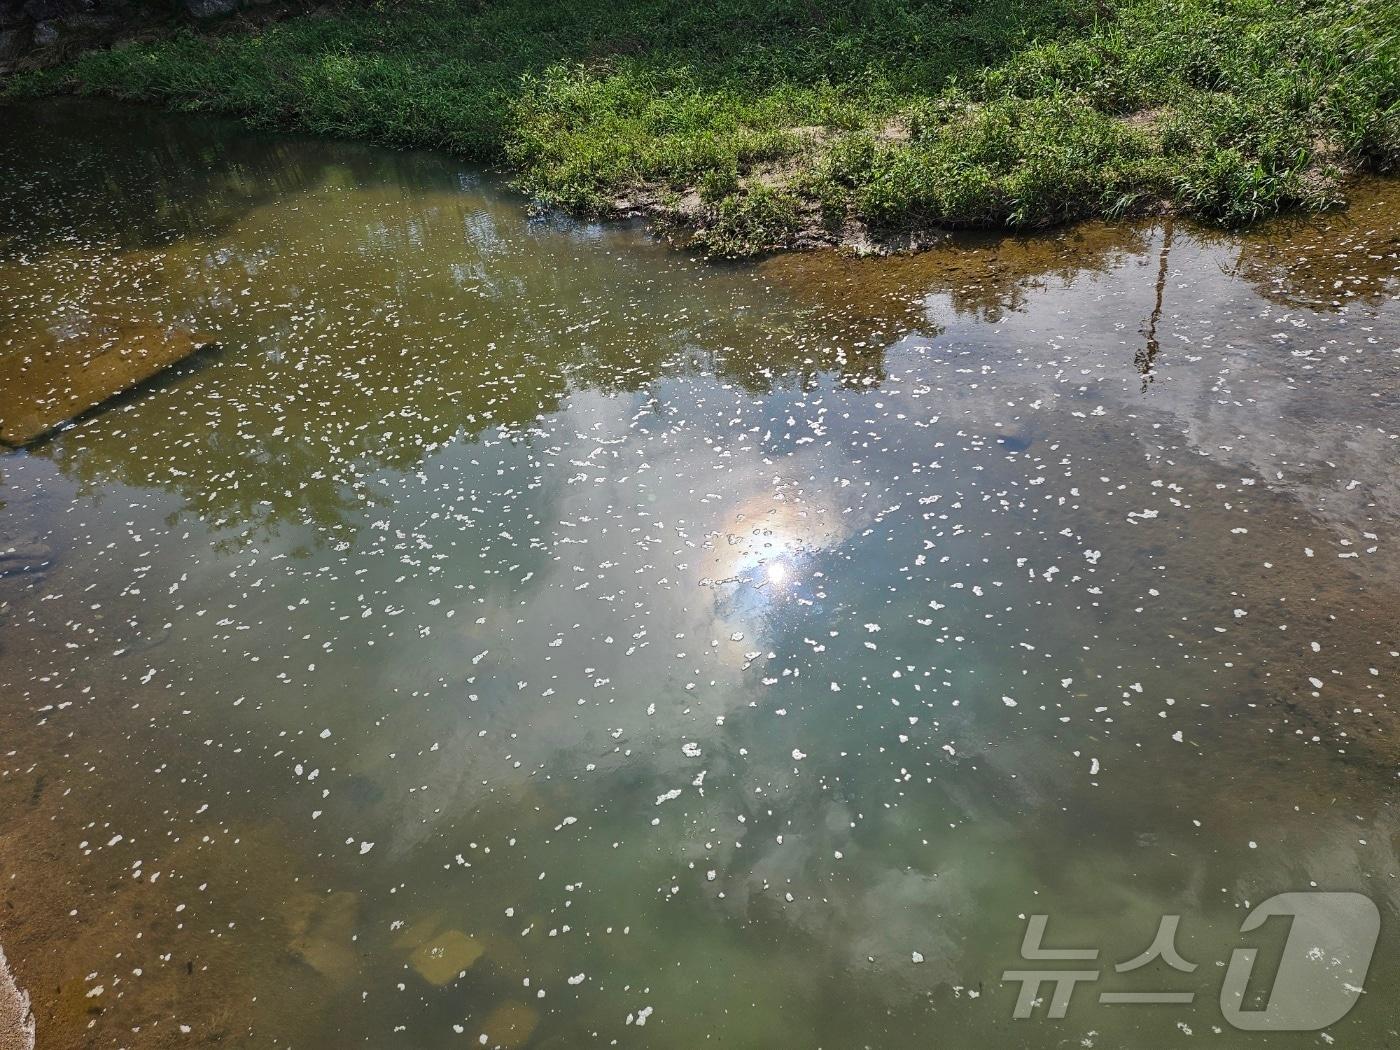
7, 0, 1398, 254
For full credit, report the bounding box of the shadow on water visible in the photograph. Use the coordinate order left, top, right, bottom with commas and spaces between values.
0, 99, 495, 253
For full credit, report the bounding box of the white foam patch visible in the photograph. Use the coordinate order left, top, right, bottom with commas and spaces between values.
0, 942, 35, 1050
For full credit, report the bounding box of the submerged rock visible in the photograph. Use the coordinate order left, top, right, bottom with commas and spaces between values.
0, 538, 52, 579
481, 1001, 537, 1048
396, 915, 487, 986
407, 929, 484, 986
0, 320, 208, 447
286, 890, 362, 983
995, 431, 1034, 452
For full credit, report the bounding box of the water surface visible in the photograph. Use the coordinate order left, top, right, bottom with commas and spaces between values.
1, 101, 1398, 1049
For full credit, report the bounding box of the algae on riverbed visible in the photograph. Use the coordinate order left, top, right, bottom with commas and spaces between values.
6, 0, 1397, 254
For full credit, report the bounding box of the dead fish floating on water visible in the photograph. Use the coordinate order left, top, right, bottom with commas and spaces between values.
0, 320, 216, 448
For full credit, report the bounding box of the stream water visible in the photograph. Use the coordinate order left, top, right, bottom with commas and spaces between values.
1, 100, 1398, 1049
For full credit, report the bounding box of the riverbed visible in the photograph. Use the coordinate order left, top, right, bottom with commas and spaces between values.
1, 100, 1398, 1049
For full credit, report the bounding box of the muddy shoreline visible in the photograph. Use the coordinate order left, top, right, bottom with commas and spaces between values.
0, 943, 34, 1050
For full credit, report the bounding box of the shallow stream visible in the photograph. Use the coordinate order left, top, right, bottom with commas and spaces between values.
1, 101, 1398, 1049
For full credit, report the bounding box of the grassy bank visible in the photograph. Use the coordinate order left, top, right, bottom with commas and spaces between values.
6, 0, 1398, 254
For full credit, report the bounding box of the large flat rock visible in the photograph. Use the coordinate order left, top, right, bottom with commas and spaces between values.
0, 320, 205, 446
408, 929, 484, 986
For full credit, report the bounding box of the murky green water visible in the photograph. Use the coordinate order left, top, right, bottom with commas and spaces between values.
1, 101, 1398, 1049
